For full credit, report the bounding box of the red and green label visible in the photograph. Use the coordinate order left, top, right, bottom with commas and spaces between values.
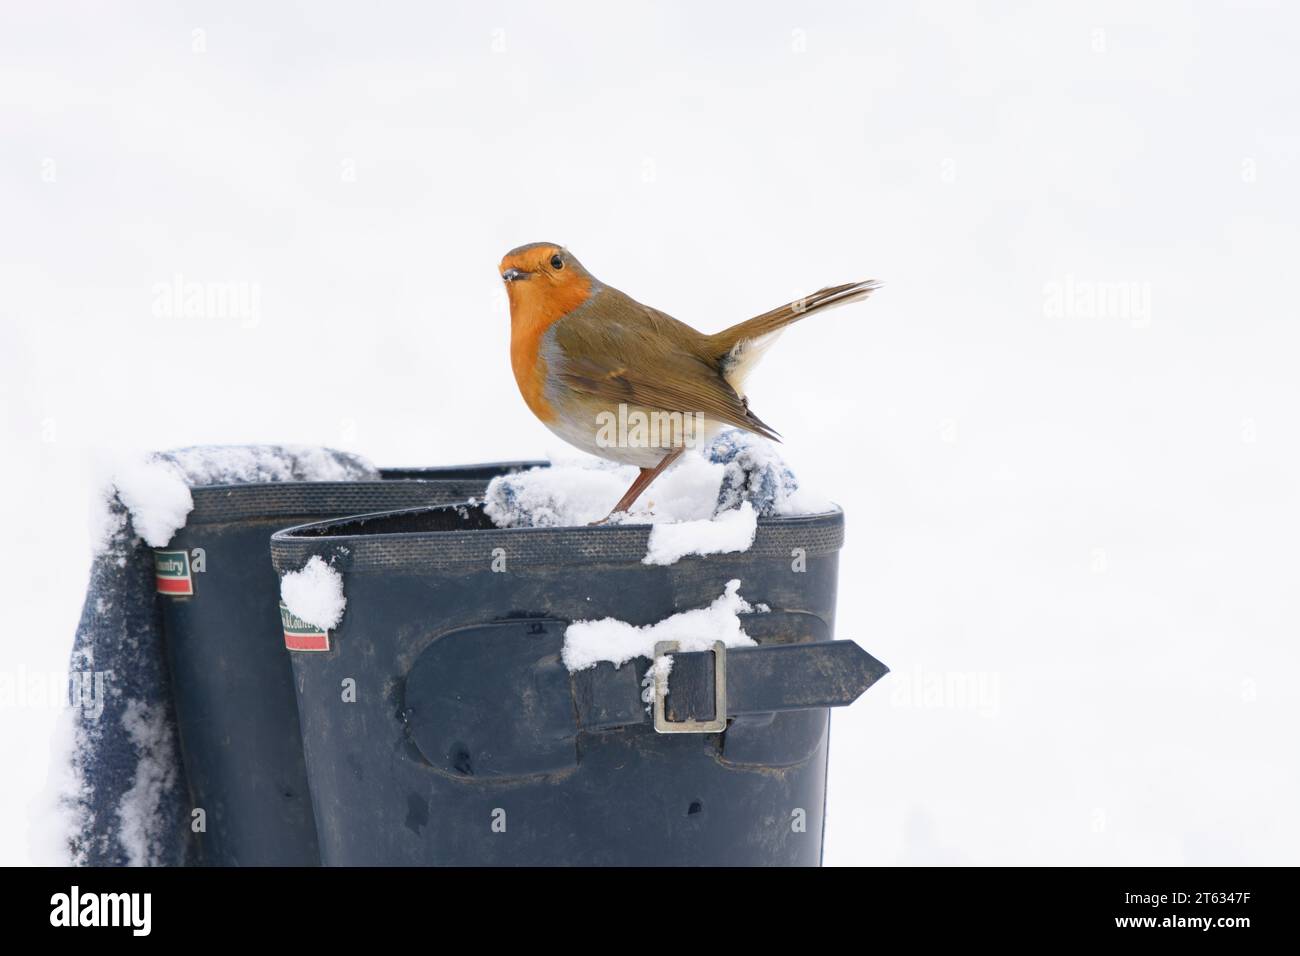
153, 550, 193, 596
280, 601, 330, 652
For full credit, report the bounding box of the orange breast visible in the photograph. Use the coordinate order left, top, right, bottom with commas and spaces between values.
509, 276, 592, 424
511, 327, 555, 422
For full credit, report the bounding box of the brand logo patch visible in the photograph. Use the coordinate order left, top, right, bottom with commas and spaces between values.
280, 602, 330, 652
153, 549, 193, 596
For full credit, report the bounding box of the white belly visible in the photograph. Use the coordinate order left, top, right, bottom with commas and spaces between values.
543, 407, 727, 469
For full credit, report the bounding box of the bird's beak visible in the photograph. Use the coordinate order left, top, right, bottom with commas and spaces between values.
501, 268, 529, 283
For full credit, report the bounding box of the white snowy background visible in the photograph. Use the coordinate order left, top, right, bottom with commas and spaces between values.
3, 1, 1298, 865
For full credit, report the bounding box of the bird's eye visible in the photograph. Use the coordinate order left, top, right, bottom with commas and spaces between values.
550, 254, 564, 270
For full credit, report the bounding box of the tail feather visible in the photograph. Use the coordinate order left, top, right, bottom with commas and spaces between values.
706, 279, 881, 359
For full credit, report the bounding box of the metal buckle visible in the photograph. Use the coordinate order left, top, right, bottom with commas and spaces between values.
652, 640, 727, 734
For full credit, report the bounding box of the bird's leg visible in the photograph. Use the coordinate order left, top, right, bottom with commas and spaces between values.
592, 447, 685, 525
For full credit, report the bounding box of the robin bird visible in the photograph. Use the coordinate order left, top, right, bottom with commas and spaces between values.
502, 242, 879, 521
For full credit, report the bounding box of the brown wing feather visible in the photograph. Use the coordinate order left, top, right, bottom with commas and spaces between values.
551, 289, 782, 441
